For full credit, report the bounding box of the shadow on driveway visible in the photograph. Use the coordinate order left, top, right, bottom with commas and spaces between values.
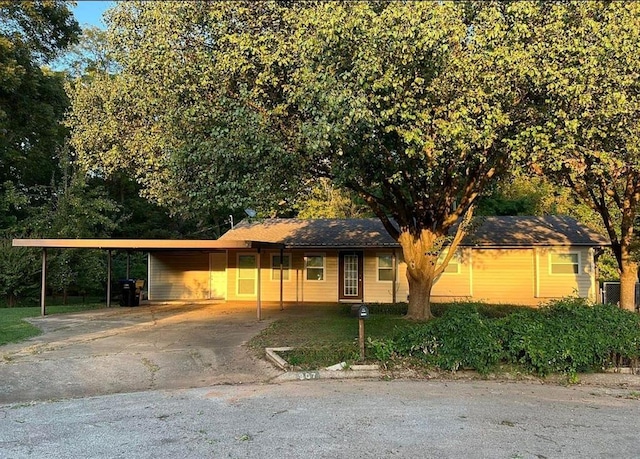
0, 302, 284, 404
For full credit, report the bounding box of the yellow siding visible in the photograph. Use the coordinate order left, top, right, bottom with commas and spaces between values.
431, 248, 472, 300
209, 252, 227, 299
148, 252, 210, 300
148, 246, 596, 305
536, 247, 594, 300
299, 250, 339, 302
363, 250, 397, 303
471, 249, 536, 305
225, 250, 339, 302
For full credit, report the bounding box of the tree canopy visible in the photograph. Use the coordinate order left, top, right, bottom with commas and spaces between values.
512, 1, 640, 310
68, 1, 541, 319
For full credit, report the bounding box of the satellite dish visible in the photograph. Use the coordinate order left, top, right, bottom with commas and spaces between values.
244, 208, 257, 218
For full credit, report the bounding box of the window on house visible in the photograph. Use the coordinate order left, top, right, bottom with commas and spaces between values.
271, 254, 291, 281
438, 250, 461, 274
378, 254, 394, 281
550, 253, 579, 274
306, 255, 325, 281
237, 254, 256, 295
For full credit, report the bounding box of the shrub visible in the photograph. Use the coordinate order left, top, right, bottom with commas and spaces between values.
496, 297, 640, 375
394, 304, 503, 374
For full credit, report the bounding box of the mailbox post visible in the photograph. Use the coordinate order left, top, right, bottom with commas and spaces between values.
358, 305, 369, 361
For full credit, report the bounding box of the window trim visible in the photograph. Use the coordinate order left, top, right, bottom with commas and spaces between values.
236, 253, 257, 296
549, 251, 580, 276
438, 249, 461, 275
377, 253, 394, 283
304, 253, 326, 282
270, 253, 292, 282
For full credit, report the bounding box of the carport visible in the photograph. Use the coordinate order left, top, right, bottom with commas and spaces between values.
11, 238, 285, 319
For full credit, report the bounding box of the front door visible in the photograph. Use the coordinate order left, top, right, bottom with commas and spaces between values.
339, 251, 363, 301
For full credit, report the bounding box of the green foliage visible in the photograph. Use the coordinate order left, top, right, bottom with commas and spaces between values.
508, 2, 640, 305
281, 344, 359, 370
383, 298, 640, 376
295, 178, 371, 219
0, 241, 39, 306
1, 1, 79, 197
66, 2, 537, 321
252, 300, 640, 376
496, 298, 640, 376
393, 305, 504, 374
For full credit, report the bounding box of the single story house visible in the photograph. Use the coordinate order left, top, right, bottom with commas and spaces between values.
147, 216, 608, 306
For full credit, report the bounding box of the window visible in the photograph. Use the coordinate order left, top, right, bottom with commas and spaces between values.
438, 250, 461, 274
306, 255, 325, 281
378, 254, 394, 282
237, 254, 256, 295
271, 254, 291, 281
550, 253, 579, 274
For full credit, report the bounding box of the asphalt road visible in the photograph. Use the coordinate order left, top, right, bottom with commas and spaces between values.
1, 379, 639, 459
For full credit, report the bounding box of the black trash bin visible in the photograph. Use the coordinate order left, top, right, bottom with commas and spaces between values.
119, 279, 138, 306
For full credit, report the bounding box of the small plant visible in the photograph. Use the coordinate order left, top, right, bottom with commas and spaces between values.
367, 337, 396, 361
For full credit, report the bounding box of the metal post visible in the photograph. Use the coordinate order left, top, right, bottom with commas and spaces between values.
41, 248, 47, 316
107, 249, 112, 308
126, 251, 130, 279
257, 249, 262, 321
359, 318, 365, 361
279, 248, 284, 311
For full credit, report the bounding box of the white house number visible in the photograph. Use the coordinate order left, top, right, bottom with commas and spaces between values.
298, 371, 320, 380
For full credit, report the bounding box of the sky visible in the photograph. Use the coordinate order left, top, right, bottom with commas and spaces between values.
72, 1, 114, 29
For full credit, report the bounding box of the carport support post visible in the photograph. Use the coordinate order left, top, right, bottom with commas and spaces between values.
257, 248, 262, 321
40, 248, 47, 316
126, 251, 130, 279
107, 250, 112, 308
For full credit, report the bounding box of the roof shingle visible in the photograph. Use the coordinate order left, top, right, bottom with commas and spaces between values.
219, 216, 608, 248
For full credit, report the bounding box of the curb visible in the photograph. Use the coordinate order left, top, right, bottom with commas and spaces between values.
273, 368, 384, 382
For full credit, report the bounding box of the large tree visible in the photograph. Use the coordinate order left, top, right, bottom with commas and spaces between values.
0, 1, 80, 193
514, 1, 640, 310
68, 2, 537, 319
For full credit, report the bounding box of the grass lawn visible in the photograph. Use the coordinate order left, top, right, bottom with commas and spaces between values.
0, 302, 105, 346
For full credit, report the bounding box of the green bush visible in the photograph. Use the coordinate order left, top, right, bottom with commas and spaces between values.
383, 298, 640, 376
394, 304, 503, 374
496, 297, 640, 375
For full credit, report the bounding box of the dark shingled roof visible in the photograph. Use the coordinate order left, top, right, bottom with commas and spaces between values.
219, 216, 608, 249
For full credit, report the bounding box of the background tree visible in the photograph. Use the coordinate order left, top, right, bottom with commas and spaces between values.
68, 1, 536, 320
514, 2, 640, 310
0, 0, 80, 195
295, 178, 371, 219
0, 1, 80, 305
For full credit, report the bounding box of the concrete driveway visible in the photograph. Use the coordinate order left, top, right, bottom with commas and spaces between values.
0, 302, 281, 404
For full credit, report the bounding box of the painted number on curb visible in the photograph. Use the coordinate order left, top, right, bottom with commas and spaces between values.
298, 371, 320, 381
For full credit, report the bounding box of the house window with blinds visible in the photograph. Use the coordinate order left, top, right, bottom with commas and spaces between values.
271, 254, 291, 281
549, 253, 580, 275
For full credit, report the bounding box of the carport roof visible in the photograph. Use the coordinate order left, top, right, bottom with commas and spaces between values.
12, 238, 284, 250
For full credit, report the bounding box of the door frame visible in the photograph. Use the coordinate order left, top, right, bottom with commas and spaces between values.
339, 251, 364, 301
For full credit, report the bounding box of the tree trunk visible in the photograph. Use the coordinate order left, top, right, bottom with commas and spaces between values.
398, 230, 440, 321
406, 274, 435, 321
618, 205, 638, 311
619, 260, 638, 312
